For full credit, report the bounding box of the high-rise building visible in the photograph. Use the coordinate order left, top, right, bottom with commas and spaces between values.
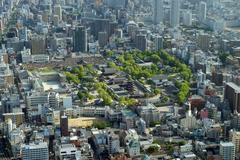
92, 19, 110, 39
98, 32, 108, 48
220, 142, 235, 160
73, 26, 87, 53
232, 113, 240, 131
197, 33, 210, 51
54, 4, 62, 21
135, 34, 147, 51
230, 130, 240, 154
180, 103, 197, 130
53, 15, 59, 26
21, 142, 49, 160
108, 132, 120, 154
60, 115, 69, 136
3, 112, 24, 127
199, 1, 207, 22
170, 0, 180, 28
183, 10, 192, 27
127, 139, 140, 157
224, 82, 240, 113
153, 0, 164, 25
30, 35, 46, 54
154, 35, 163, 51
106, 0, 126, 8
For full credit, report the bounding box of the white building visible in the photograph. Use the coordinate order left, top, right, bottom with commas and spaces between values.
183, 10, 192, 27
21, 48, 49, 63
127, 139, 140, 157
154, 35, 163, 51
56, 144, 81, 160
21, 48, 32, 63
220, 142, 235, 160
21, 142, 49, 160
199, 1, 207, 22
152, 0, 164, 25
26, 92, 59, 109
180, 143, 193, 153
230, 130, 240, 154
108, 132, 120, 154
32, 54, 49, 63
63, 96, 72, 108
180, 104, 197, 130
54, 4, 62, 21
170, 0, 180, 28
9, 128, 25, 157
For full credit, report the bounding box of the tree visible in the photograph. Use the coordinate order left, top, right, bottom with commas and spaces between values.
219, 53, 229, 64
150, 120, 161, 127
178, 141, 186, 146
166, 144, 174, 155
119, 96, 137, 106
117, 55, 125, 64
102, 94, 112, 105
77, 91, 85, 100
106, 50, 113, 57
146, 146, 159, 154
150, 54, 161, 63
97, 86, 113, 105
65, 72, 80, 84
176, 81, 190, 104
152, 139, 161, 145
93, 120, 111, 129
153, 88, 161, 95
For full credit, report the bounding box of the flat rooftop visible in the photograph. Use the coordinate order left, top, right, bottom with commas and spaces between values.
42, 81, 61, 91
68, 117, 101, 128
227, 82, 240, 92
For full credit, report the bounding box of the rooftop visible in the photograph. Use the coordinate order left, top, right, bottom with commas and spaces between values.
220, 142, 235, 147
22, 142, 48, 150
121, 109, 137, 118
227, 82, 240, 92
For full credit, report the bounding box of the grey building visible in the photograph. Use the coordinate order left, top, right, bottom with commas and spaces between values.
21, 142, 49, 160
135, 34, 147, 51
73, 26, 87, 52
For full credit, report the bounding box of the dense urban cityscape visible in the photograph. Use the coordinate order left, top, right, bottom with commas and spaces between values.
0, 0, 239, 159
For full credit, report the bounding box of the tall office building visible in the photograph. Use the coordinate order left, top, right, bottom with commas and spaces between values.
93, 19, 110, 39
135, 34, 147, 51
98, 32, 108, 48
230, 130, 240, 154
170, 0, 180, 28
197, 33, 210, 51
225, 82, 240, 113
199, 1, 207, 22
54, 4, 62, 21
60, 115, 69, 137
154, 35, 163, 51
73, 26, 87, 52
21, 142, 49, 160
152, 0, 164, 25
30, 35, 46, 54
220, 142, 235, 160
183, 10, 192, 27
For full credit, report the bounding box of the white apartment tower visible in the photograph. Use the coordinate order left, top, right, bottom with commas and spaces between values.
183, 10, 192, 26
21, 142, 49, 160
230, 130, 240, 154
170, 0, 180, 28
220, 142, 235, 160
199, 1, 207, 22
153, 0, 164, 24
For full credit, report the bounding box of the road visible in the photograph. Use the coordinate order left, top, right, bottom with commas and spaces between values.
0, 0, 25, 159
